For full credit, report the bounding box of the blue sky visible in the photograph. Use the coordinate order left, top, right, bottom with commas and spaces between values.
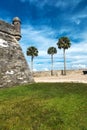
0, 0, 87, 71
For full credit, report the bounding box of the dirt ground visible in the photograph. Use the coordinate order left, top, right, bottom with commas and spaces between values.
34, 70, 87, 83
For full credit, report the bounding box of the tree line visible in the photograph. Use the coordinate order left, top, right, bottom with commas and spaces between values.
26, 36, 71, 75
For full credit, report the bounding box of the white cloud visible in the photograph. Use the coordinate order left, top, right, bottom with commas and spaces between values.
72, 64, 87, 69
20, 0, 80, 9
65, 39, 87, 70
20, 0, 47, 7
39, 50, 47, 56
59, 28, 71, 34
72, 10, 87, 25
74, 19, 81, 25
20, 22, 87, 71
44, 68, 49, 71
21, 25, 57, 53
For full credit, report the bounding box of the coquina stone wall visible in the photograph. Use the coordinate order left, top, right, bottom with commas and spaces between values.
0, 18, 34, 88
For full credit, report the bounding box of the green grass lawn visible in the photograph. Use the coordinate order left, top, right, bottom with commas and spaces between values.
0, 83, 87, 130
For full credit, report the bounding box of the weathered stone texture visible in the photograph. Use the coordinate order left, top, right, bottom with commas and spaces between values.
0, 19, 21, 41
0, 32, 34, 88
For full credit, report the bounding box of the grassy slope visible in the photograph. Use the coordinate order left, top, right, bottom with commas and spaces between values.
0, 83, 87, 130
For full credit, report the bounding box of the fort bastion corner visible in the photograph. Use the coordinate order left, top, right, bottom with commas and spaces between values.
0, 17, 34, 88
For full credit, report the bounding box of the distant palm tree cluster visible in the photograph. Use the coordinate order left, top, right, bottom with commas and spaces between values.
26, 36, 71, 75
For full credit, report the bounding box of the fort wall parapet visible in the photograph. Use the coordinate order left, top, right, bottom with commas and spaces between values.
0, 17, 21, 41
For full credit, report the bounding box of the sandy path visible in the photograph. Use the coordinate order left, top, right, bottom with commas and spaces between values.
34, 74, 87, 83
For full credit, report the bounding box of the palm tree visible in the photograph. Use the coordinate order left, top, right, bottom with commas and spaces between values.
47, 47, 57, 76
26, 46, 38, 72
57, 36, 71, 75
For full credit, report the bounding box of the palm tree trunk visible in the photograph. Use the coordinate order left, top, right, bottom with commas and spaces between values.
31, 56, 33, 73
63, 49, 66, 75
51, 54, 53, 76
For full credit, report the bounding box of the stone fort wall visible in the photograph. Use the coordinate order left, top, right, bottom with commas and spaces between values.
0, 17, 21, 41
0, 17, 34, 87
